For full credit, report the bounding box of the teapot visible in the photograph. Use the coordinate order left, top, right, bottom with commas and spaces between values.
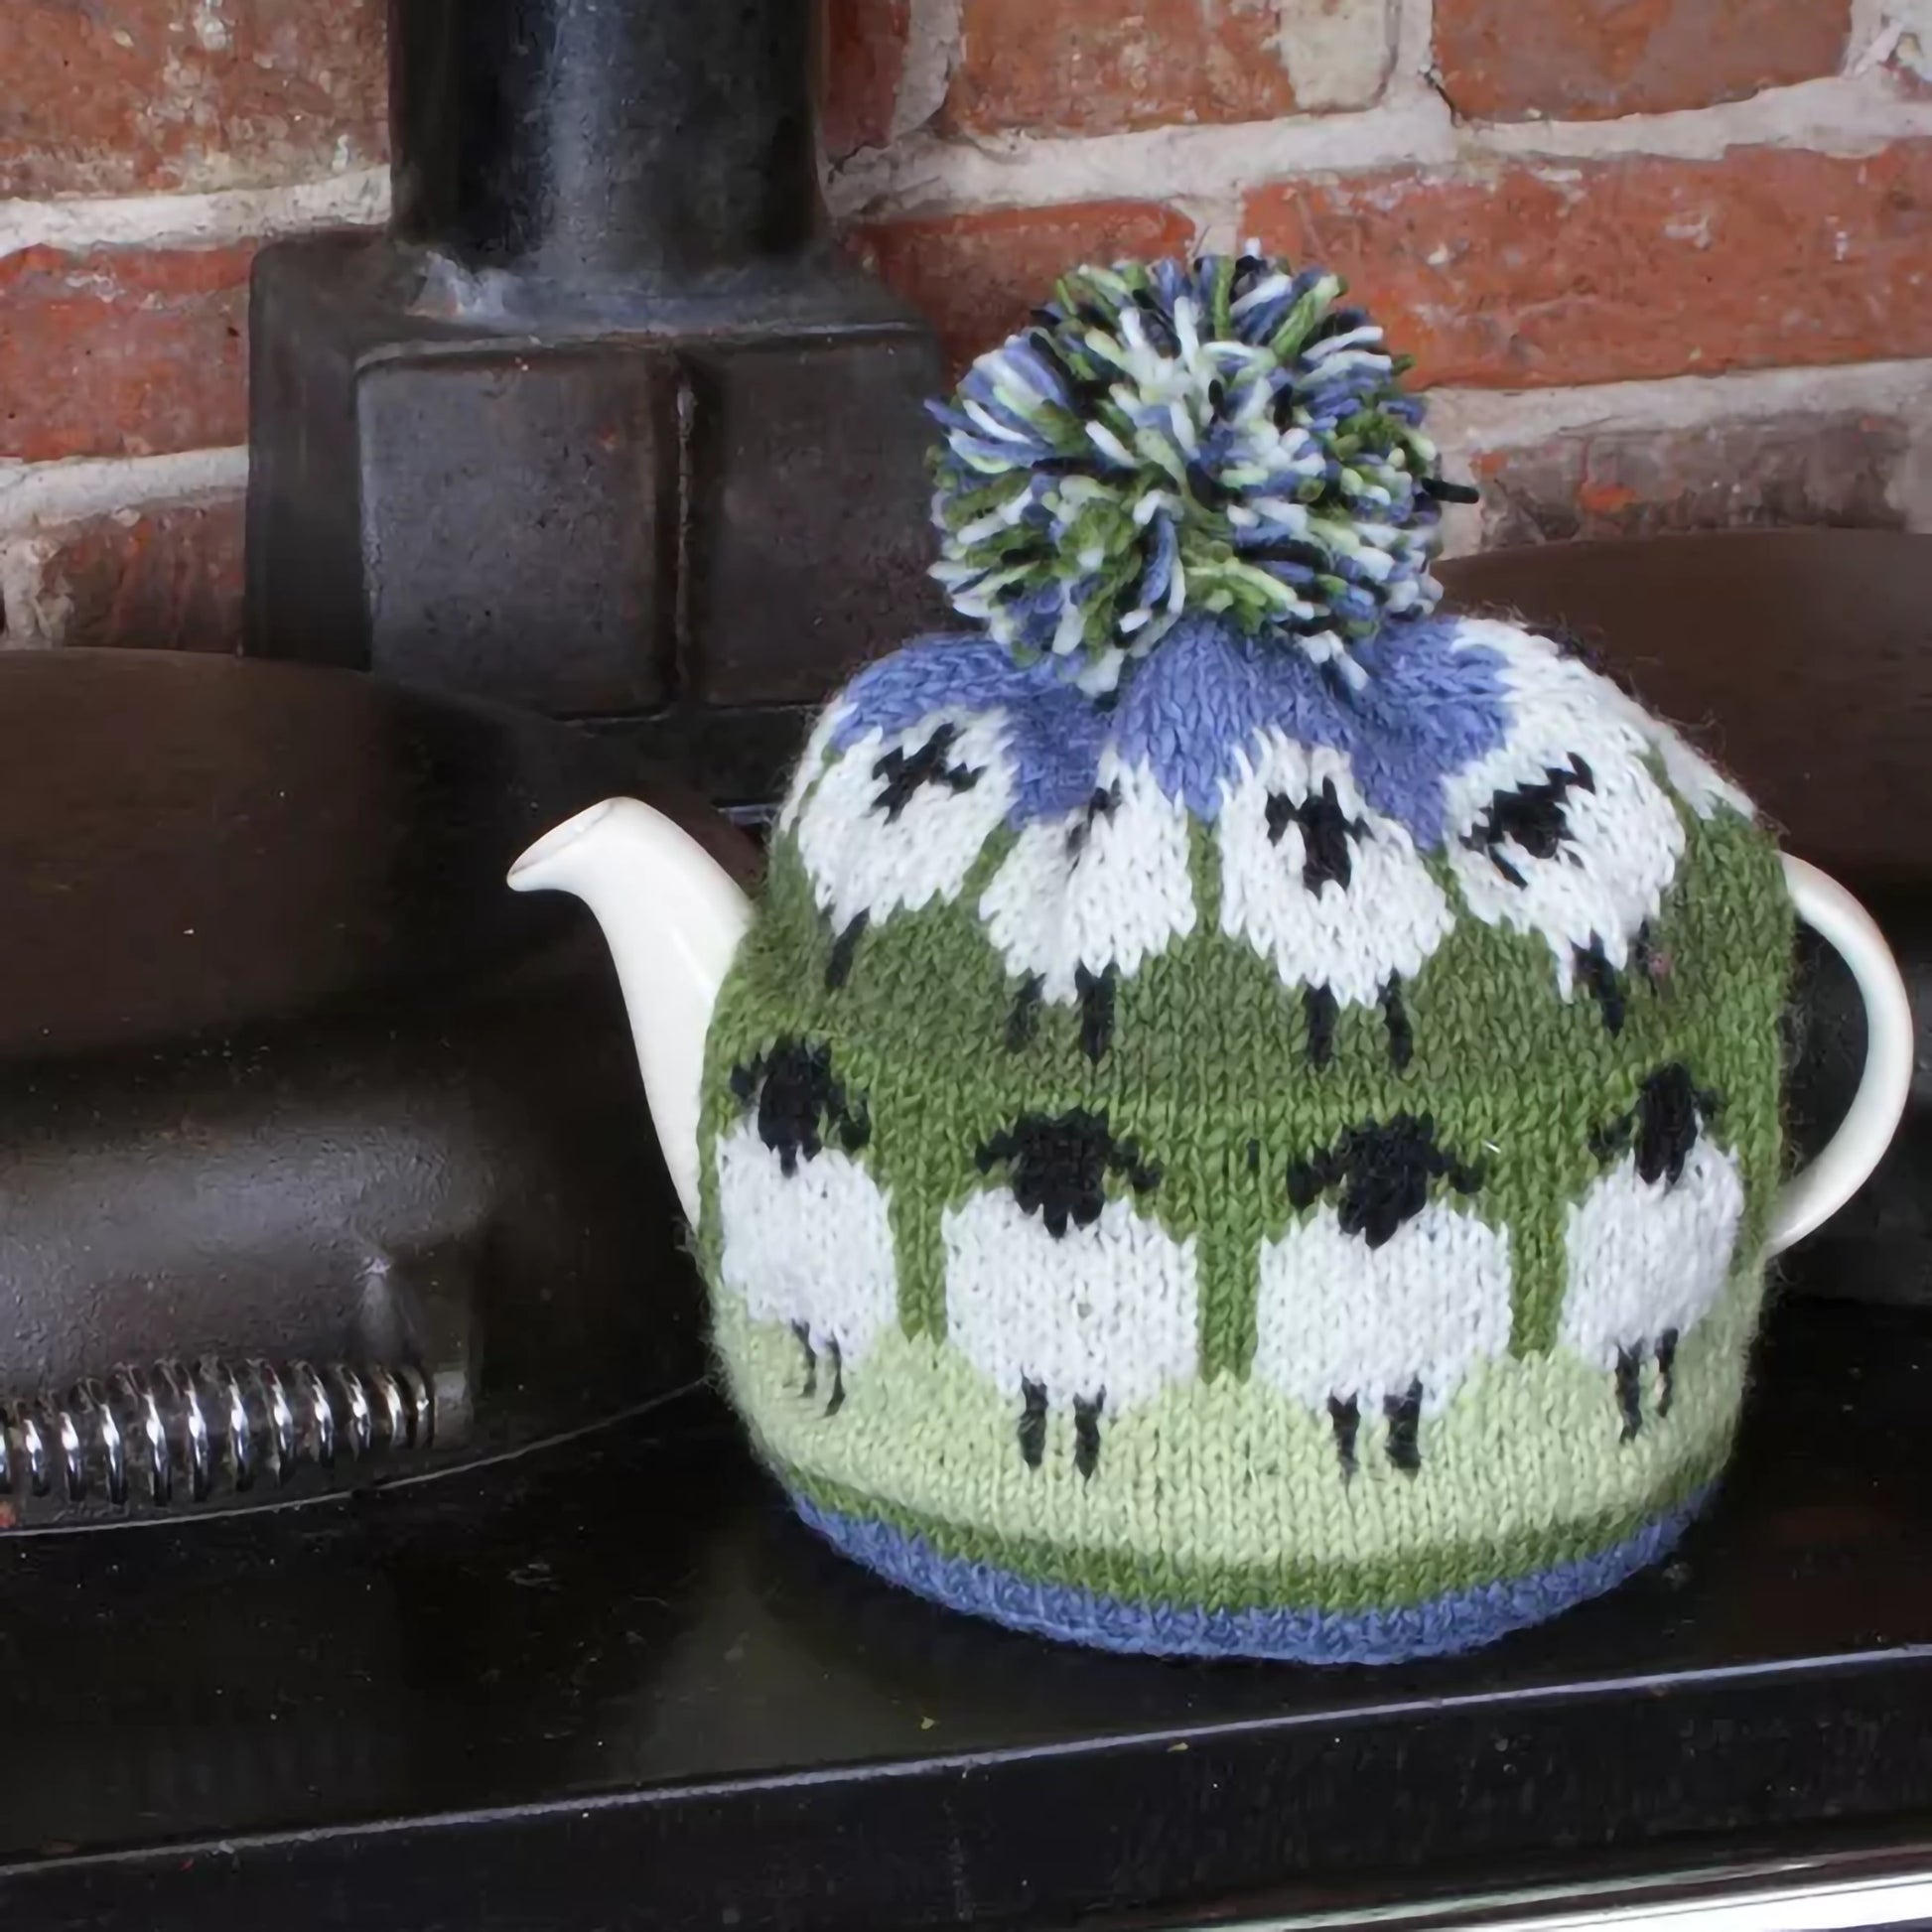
511, 252, 1913, 1663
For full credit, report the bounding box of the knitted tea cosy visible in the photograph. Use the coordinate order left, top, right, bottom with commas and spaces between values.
695, 254, 1793, 1664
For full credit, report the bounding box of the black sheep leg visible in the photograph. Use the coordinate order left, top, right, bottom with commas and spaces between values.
1019, 1378, 1049, 1467
1380, 975, 1413, 1070
1073, 1392, 1104, 1479
1328, 1393, 1362, 1478
1656, 1327, 1680, 1418
1615, 1343, 1645, 1441
1384, 1379, 1424, 1473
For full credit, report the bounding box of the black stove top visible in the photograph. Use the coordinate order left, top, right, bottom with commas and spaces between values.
2, 1277, 1930, 1932
2, 535, 1928, 1929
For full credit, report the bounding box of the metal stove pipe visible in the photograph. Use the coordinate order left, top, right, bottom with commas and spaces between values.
389, 0, 820, 284
246, 0, 943, 786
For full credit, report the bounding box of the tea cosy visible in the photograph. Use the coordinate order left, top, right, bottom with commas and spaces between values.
694, 253, 1793, 1663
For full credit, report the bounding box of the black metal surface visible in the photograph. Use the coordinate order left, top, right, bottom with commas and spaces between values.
352, 332, 683, 715
1, 1291, 1931, 1931
0, 649, 733, 1525
246, 0, 947, 723
593, 700, 818, 815
390, 0, 818, 283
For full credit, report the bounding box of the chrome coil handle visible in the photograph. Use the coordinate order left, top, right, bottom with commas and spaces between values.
0, 1357, 437, 1517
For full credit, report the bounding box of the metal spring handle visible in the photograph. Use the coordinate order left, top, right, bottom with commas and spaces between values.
0, 1358, 435, 1510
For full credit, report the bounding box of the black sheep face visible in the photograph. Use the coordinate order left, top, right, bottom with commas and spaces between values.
730, 1039, 871, 1176
870, 723, 984, 822
975, 1109, 1162, 1239
1287, 1113, 1485, 1250
1462, 756, 1596, 890
1589, 1063, 1722, 1188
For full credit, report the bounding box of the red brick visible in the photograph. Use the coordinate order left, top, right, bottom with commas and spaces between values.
821, 0, 910, 158
1470, 415, 1911, 547
1244, 143, 1932, 389
1, 0, 386, 198
1434, 0, 1851, 120
851, 202, 1198, 370
944, 0, 1295, 135
0, 245, 252, 463
3, 499, 245, 651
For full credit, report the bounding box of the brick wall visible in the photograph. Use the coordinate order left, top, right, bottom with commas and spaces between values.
3, 0, 1929, 651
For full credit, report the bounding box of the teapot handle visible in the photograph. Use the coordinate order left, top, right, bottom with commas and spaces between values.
1767, 856, 1915, 1256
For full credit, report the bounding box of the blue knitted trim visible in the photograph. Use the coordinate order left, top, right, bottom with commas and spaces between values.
789, 1490, 1710, 1664
831, 615, 1511, 845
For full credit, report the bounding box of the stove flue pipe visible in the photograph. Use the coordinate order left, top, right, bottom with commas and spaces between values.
246, 0, 942, 793
388, 0, 820, 284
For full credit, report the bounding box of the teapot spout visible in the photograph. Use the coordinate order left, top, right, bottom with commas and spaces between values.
509, 799, 752, 1225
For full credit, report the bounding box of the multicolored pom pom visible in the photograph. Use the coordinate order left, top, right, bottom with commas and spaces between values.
928, 251, 1470, 693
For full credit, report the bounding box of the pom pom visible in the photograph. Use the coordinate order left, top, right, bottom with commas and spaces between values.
928, 252, 1468, 693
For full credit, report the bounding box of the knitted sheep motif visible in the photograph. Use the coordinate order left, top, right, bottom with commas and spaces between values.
697, 254, 1793, 1665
